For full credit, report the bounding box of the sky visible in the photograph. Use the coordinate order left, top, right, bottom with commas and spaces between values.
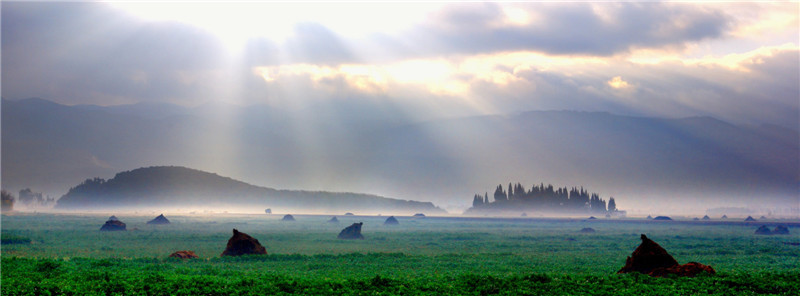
2, 1, 798, 129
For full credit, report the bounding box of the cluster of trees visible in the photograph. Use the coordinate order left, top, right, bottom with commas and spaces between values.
0, 188, 54, 211
1, 190, 14, 212
18, 188, 55, 207
470, 182, 617, 214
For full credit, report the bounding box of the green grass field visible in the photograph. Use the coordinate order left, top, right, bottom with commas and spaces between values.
2, 213, 798, 295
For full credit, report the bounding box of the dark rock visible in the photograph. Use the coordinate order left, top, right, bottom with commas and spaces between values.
754, 225, 772, 235
338, 222, 364, 239
221, 229, 267, 256
345, 212, 354, 216
744, 216, 756, 222
580, 227, 596, 233
618, 234, 679, 275
328, 216, 339, 223
702, 215, 710, 220
100, 219, 126, 231
413, 213, 425, 217
588, 216, 597, 220
773, 225, 790, 235
264, 208, 271, 214
618, 235, 715, 277
282, 214, 295, 221
653, 216, 672, 221
384, 216, 399, 225
147, 214, 170, 225
108, 215, 119, 221
169, 250, 198, 259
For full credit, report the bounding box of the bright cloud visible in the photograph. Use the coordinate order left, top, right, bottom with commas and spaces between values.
2, 2, 798, 127
607, 76, 631, 89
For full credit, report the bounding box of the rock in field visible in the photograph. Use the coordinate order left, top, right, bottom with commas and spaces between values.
169, 250, 199, 259
384, 216, 399, 225
328, 216, 339, 223
652, 216, 672, 221
338, 222, 364, 239
579, 227, 596, 233
282, 214, 295, 221
754, 225, 772, 235
221, 229, 267, 256
147, 214, 170, 225
773, 225, 790, 235
618, 234, 716, 277
100, 219, 126, 231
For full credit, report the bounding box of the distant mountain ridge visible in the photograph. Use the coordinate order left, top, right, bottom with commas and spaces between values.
3, 98, 797, 211
55, 166, 446, 214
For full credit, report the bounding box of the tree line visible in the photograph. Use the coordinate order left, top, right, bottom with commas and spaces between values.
470, 182, 617, 214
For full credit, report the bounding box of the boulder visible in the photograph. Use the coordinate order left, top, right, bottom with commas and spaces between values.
169, 250, 199, 259
221, 229, 267, 256
652, 216, 672, 221
618, 234, 715, 277
618, 234, 679, 275
282, 214, 295, 221
580, 227, 596, 233
328, 216, 339, 223
337, 222, 364, 239
384, 216, 399, 225
773, 225, 790, 235
744, 216, 756, 222
100, 219, 126, 231
754, 225, 772, 235
702, 215, 710, 220
147, 214, 170, 225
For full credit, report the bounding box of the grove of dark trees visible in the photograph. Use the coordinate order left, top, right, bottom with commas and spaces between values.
469, 182, 617, 214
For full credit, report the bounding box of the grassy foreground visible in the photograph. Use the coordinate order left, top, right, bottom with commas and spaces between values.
2, 213, 798, 295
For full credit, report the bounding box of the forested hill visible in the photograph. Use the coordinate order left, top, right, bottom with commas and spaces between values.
55, 166, 445, 214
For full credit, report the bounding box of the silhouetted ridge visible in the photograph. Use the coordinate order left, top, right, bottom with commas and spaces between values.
55, 166, 445, 214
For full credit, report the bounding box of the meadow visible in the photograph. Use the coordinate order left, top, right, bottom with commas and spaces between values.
2, 213, 798, 295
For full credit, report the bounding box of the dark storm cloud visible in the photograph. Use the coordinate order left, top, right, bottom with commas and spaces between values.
405, 2, 733, 57
2, 2, 228, 104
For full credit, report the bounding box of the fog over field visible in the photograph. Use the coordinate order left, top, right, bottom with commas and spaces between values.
2, 2, 798, 216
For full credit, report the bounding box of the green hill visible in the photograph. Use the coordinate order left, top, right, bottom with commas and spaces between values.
55, 166, 445, 214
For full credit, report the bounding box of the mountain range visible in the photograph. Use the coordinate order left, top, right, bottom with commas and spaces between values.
2, 98, 797, 213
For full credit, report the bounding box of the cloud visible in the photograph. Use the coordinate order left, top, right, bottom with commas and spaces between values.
400, 2, 733, 57
607, 77, 631, 89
